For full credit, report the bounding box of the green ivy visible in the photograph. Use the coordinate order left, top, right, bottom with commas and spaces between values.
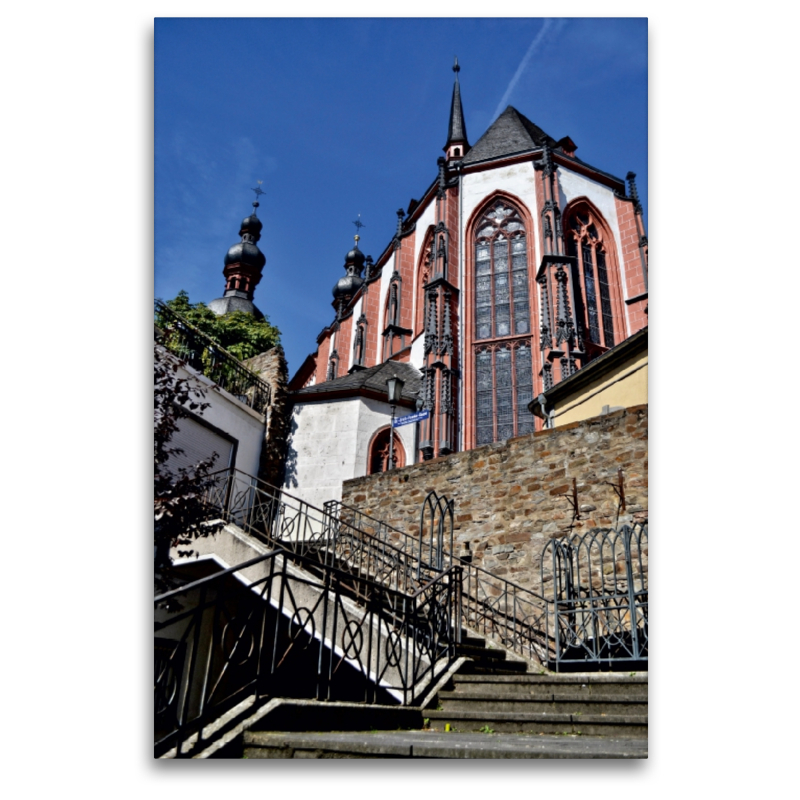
158, 290, 281, 361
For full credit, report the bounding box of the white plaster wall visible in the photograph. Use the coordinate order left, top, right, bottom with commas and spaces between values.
283, 398, 362, 509
282, 396, 416, 510
556, 168, 625, 296
409, 332, 425, 371
376, 251, 396, 363
461, 163, 540, 248
411, 200, 437, 328
354, 396, 416, 477
347, 296, 363, 371
174, 360, 265, 479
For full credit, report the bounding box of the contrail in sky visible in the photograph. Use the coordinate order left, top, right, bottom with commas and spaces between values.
491, 19, 564, 122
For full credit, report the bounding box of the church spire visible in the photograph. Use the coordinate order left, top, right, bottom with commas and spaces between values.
444, 56, 469, 161
207, 188, 267, 319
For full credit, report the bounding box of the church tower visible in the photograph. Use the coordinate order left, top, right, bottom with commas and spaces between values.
209, 194, 267, 319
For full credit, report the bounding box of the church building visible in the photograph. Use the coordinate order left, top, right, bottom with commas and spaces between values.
277, 59, 649, 509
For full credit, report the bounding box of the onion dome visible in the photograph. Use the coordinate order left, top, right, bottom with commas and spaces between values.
224, 240, 266, 269
332, 237, 366, 301
209, 196, 267, 317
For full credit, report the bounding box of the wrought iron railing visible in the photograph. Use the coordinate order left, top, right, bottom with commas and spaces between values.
204, 469, 445, 603
154, 300, 271, 414
325, 498, 554, 664
155, 547, 462, 757
542, 523, 648, 669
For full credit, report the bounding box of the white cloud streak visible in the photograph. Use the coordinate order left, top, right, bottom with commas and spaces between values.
491, 19, 564, 122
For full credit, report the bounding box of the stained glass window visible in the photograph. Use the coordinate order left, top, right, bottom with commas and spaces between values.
472, 202, 535, 444
566, 207, 617, 350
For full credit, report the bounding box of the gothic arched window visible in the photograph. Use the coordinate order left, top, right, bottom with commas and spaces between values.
472, 201, 534, 445
565, 208, 616, 351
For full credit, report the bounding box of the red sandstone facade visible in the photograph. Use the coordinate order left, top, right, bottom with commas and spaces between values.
289, 75, 647, 468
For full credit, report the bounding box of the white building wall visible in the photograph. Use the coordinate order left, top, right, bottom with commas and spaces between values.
173, 359, 265, 479
461, 162, 540, 243
411, 201, 437, 328
409, 332, 425, 371
283, 396, 415, 510
376, 251, 396, 363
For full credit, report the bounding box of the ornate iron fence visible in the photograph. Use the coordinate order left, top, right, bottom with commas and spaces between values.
154, 300, 271, 414
542, 523, 648, 669
326, 495, 553, 665
155, 548, 462, 757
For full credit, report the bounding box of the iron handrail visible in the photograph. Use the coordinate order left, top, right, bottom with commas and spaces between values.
201, 468, 447, 603
326, 497, 554, 662
154, 299, 272, 414
327, 497, 549, 602
213, 474, 553, 663
155, 541, 462, 757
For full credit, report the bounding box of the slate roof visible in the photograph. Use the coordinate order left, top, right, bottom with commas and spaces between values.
462, 106, 557, 165
293, 360, 422, 404
446, 73, 468, 146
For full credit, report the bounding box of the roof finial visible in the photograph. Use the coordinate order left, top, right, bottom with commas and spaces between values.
352, 213, 365, 244
251, 180, 265, 211
453, 55, 460, 74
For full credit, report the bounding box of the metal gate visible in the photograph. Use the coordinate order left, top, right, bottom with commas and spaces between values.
416, 491, 454, 579
542, 523, 647, 670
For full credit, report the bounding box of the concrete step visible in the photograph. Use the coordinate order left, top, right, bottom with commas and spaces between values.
241, 730, 647, 759
438, 692, 646, 716
425, 709, 647, 738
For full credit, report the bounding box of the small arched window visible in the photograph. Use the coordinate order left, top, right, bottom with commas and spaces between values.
565, 209, 616, 350
367, 427, 405, 474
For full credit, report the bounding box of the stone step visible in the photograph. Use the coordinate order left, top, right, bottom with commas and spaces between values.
425, 710, 647, 738
457, 659, 530, 675
455, 643, 508, 661
451, 673, 648, 698
241, 730, 647, 759
437, 692, 647, 716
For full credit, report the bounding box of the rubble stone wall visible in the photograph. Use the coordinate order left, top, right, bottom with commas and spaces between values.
245, 345, 291, 490
341, 405, 648, 593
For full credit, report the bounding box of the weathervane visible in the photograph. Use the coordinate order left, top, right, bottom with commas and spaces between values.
352, 213, 365, 243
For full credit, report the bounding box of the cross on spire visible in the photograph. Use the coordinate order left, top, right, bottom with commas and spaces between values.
251, 181, 265, 208
352, 214, 365, 243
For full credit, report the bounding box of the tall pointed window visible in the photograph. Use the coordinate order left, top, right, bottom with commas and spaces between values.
565, 209, 616, 351
473, 201, 534, 445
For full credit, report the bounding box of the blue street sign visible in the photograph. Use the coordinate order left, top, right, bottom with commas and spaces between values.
392, 409, 429, 427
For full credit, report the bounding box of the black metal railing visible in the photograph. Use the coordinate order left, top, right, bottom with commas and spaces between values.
542, 523, 648, 669
204, 469, 446, 603
155, 547, 462, 757
325, 497, 554, 664
154, 300, 271, 414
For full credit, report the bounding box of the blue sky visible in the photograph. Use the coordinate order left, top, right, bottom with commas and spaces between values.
155, 18, 647, 377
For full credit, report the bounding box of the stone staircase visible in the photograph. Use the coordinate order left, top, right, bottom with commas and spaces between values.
238, 628, 647, 758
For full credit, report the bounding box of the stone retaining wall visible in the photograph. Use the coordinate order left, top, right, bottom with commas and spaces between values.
245, 346, 291, 490
341, 405, 648, 593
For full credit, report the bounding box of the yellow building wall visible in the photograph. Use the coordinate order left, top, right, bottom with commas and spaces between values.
553, 351, 648, 427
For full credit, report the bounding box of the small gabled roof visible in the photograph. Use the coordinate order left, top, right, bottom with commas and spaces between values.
293, 360, 422, 405
462, 106, 557, 165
